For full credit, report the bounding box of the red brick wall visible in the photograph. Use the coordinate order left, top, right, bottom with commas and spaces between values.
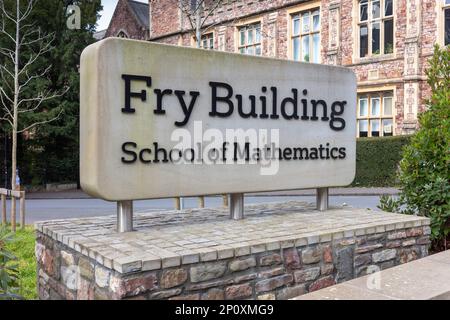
106, 0, 148, 40
148, 0, 439, 134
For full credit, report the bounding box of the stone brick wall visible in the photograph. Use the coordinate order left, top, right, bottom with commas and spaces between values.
105, 0, 149, 40
36, 224, 430, 300
146, 0, 443, 135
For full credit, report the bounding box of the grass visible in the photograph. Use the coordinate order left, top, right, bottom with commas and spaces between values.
5, 226, 37, 300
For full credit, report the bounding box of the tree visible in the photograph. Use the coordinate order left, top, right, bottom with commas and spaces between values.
379, 45, 450, 251
0, 0, 67, 230
179, 0, 224, 48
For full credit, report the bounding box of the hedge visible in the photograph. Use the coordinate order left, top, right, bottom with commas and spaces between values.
353, 135, 412, 187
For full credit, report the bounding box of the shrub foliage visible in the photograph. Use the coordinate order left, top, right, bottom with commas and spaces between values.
379, 45, 450, 250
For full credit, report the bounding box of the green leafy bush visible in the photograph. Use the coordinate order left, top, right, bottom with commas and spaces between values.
379, 45, 450, 250
353, 136, 412, 187
0, 226, 21, 300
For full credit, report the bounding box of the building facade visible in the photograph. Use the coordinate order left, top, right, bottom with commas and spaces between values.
109, 0, 450, 137
106, 0, 150, 40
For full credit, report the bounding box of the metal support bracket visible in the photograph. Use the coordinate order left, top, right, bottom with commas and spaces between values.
117, 200, 134, 232
230, 193, 244, 220
316, 187, 329, 211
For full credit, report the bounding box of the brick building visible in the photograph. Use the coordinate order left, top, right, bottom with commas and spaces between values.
106, 0, 150, 40
109, 0, 450, 137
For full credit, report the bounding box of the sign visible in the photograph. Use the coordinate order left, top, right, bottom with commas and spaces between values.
80, 38, 356, 201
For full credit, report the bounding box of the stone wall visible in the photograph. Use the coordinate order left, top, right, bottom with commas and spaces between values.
36, 217, 430, 300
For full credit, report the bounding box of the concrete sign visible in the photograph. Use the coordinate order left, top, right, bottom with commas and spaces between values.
80, 38, 357, 201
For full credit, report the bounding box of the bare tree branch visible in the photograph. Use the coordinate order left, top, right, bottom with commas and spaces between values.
17, 108, 63, 134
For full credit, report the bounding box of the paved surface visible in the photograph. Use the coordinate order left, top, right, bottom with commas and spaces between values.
36, 201, 428, 274
295, 249, 450, 300
4, 195, 388, 223
26, 187, 399, 199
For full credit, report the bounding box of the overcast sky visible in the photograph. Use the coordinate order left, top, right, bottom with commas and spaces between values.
97, 0, 147, 31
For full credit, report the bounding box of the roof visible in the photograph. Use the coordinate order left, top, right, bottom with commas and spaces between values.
127, 0, 149, 30
93, 30, 106, 41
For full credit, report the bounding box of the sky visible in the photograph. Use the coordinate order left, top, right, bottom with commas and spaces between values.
97, 0, 147, 31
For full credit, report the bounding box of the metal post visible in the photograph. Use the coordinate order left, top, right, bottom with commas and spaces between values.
1, 194, 6, 225
117, 200, 133, 233
230, 193, 244, 220
11, 196, 16, 232
198, 196, 205, 208
316, 187, 329, 211
175, 197, 181, 210
180, 197, 185, 210
20, 192, 25, 229
222, 194, 229, 207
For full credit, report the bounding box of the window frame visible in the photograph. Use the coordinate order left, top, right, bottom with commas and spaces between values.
442, 0, 450, 46
237, 22, 262, 56
357, 0, 394, 59
200, 32, 215, 50
290, 8, 321, 63
357, 91, 395, 138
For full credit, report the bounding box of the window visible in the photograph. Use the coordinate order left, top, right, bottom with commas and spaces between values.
238, 23, 262, 55
445, 0, 450, 46
357, 92, 394, 137
291, 9, 320, 63
117, 31, 128, 38
200, 33, 214, 50
358, 0, 393, 57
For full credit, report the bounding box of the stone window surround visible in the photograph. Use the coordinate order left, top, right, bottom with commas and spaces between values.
352, 0, 396, 64
286, 0, 322, 63
191, 30, 216, 49
357, 86, 396, 138
116, 29, 130, 38
234, 16, 263, 55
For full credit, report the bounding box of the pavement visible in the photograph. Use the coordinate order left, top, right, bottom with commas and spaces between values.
25, 187, 399, 199
296, 249, 450, 300
0, 187, 398, 224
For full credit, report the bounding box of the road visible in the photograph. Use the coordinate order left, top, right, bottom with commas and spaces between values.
3, 195, 384, 224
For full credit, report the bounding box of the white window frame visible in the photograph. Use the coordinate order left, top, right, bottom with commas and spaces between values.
200, 33, 214, 50
357, 91, 394, 138
291, 8, 321, 63
237, 23, 262, 56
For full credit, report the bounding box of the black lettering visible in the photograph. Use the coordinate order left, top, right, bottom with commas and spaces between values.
339, 147, 346, 159
121, 75, 152, 113
154, 89, 172, 115
237, 95, 258, 118
311, 100, 329, 121
309, 147, 319, 160
174, 90, 200, 127
121, 142, 137, 163
330, 147, 339, 159
293, 147, 309, 160
153, 142, 169, 163
210, 82, 234, 117
283, 148, 292, 160
281, 89, 299, 120
139, 148, 152, 163
260, 87, 269, 119
330, 101, 347, 131
270, 87, 279, 119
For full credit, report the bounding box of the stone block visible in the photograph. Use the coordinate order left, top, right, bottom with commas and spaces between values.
294, 267, 320, 283
160, 268, 188, 289
95, 265, 111, 288
302, 247, 321, 264
372, 249, 397, 263
255, 274, 293, 293
259, 253, 282, 267
309, 276, 336, 292
229, 257, 256, 272
225, 283, 253, 299
190, 261, 227, 283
